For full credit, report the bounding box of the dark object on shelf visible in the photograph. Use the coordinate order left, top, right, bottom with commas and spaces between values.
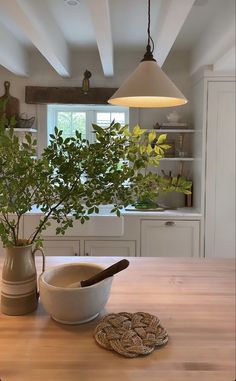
15, 115, 35, 129
159, 122, 188, 129
153, 122, 160, 129
0, 81, 20, 120
185, 183, 193, 207
165, 139, 175, 157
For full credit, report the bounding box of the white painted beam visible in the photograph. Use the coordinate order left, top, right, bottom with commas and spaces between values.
0, 22, 29, 76
190, 0, 235, 74
0, 0, 71, 77
87, 0, 113, 77
213, 45, 235, 72
154, 0, 195, 67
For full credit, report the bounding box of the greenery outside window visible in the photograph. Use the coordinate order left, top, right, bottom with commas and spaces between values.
47, 105, 129, 144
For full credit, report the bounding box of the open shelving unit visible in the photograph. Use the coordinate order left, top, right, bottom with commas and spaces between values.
143, 122, 197, 208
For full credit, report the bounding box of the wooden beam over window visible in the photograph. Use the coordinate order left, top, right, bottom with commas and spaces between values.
25, 87, 117, 105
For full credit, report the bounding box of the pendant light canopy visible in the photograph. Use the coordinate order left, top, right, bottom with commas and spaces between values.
108, 0, 188, 108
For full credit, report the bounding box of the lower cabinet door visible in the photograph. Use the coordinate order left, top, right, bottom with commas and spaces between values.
141, 220, 200, 257
41, 240, 80, 256
84, 240, 135, 257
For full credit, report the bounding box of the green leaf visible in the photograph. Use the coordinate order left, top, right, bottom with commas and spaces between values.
157, 134, 167, 144
132, 125, 146, 137
146, 144, 153, 154
148, 131, 156, 142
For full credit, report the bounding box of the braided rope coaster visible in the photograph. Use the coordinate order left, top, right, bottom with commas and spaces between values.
94, 312, 168, 358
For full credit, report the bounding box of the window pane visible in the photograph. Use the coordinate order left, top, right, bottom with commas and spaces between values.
96, 112, 126, 128
57, 111, 86, 139
96, 112, 111, 127
111, 113, 125, 124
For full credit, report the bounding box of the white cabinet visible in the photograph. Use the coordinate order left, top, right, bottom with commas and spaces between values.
191, 70, 235, 258
205, 81, 235, 258
41, 240, 80, 256
141, 220, 200, 257
84, 240, 135, 257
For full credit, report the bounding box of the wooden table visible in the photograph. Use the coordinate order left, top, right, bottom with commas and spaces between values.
0, 257, 235, 381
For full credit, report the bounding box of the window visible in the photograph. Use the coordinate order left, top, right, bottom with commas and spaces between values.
47, 105, 129, 144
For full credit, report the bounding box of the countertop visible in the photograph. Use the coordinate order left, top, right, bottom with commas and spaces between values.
26, 205, 202, 218
0, 256, 235, 381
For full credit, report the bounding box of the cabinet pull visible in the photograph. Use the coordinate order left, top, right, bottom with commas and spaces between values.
74, 253, 78, 256
165, 221, 175, 226
85, 253, 89, 256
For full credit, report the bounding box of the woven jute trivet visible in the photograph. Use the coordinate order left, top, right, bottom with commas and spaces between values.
94, 312, 168, 358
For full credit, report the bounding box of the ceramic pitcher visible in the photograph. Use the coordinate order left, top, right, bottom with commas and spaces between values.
1, 245, 45, 315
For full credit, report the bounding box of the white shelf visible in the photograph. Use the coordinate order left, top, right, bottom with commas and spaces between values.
6, 128, 37, 133
160, 157, 194, 161
146, 129, 195, 133
15, 128, 37, 133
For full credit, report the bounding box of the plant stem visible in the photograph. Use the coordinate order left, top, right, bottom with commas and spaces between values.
2, 212, 17, 245
29, 179, 79, 244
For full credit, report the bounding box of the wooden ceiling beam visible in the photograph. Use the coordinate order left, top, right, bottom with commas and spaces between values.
25, 86, 117, 105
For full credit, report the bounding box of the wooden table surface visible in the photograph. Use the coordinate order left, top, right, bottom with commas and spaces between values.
0, 256, 235, 381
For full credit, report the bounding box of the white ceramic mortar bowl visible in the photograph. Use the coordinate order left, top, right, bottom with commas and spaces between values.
39, 263, 113, 324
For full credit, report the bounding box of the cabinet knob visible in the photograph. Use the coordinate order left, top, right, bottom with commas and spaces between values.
165, 221, 175, 226
85, 253, 89, 256
74, 253, 78, 256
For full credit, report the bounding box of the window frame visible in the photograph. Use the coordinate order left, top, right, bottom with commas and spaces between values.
47, 104, 129, 145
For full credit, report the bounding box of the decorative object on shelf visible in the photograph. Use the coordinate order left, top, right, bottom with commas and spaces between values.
166, 111, 181, 123
132, 170, 192, 210
165, 139, 175, 157
175, 134, 188, 158
108, 0, 187, 108
0, 81, 19, 122
15, 114, 35, 129
94, 312, 168, 358
1, 242, 45, 315
185, 182, 193, 207
153, 122, 160, 129
159, 122, 188, 129
64, 0, 80, 5
82, 70, 92, 95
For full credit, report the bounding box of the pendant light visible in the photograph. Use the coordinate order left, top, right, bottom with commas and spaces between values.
108, 0, 188, 108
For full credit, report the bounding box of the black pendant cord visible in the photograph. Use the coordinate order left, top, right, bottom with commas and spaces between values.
141, 0, 156, 62
147, 0, 154, 53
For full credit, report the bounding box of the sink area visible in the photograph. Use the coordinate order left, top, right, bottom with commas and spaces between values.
43, 205, 124, 237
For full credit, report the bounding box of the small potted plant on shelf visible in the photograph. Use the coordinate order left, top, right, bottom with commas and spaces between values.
0, 100, 191, 315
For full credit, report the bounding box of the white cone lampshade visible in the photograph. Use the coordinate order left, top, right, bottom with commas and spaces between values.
108, 60, 188, 108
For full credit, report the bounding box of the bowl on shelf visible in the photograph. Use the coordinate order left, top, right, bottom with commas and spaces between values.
39, 263, 113, 324
166, 112, 180, 123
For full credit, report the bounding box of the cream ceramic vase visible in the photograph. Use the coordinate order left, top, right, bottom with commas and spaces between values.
1, 245, 45, 315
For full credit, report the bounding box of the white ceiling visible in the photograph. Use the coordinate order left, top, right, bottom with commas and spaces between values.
0, 0, 235, 77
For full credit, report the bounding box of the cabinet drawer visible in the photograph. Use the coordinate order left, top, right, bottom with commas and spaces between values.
84, 240, 135, 257
41, 240, 80, 256
141, 220, 200, 257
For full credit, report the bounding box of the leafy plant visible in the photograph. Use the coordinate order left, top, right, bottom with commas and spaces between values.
0, 102, 192, 248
